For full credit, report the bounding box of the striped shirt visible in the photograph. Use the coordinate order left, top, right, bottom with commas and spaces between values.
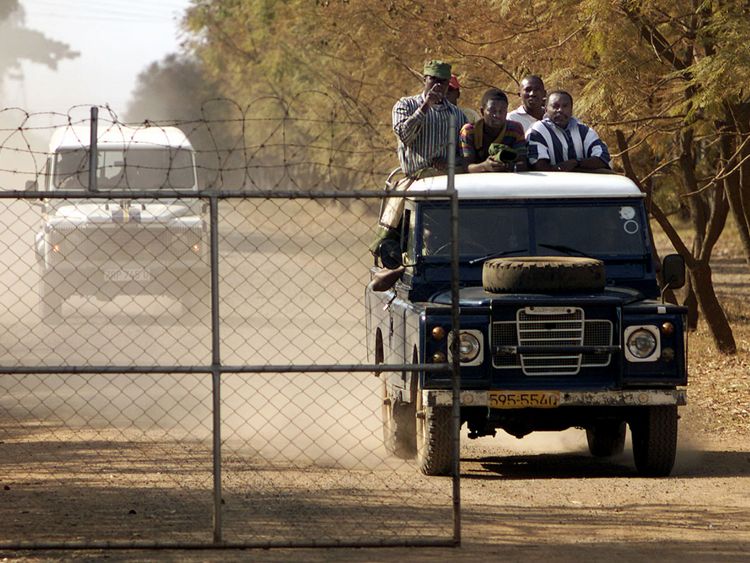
527, 116, 611, 168
392, 94, 467, 177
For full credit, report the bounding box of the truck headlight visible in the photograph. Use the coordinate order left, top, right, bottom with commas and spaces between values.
624, 326, 660, 361
448, 329, 483, 366
458, 332, 481, 362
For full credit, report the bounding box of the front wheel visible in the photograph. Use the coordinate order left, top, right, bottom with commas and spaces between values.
415, 387, 453, 476
631, 406, 678, 477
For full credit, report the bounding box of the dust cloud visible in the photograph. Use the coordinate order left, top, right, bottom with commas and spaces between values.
0, 190, 393, 470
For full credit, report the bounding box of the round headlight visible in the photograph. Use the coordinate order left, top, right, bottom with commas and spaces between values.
458, 332, 481, 363
627, 328, 657, 359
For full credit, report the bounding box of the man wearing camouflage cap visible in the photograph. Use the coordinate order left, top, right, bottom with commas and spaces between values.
371, 60, 467, 257
391, 60, 467, 178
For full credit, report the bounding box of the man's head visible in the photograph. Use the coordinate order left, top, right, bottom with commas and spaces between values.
545, 90, 574, 128
422, 60, 452, 101
518, 75, 546, 116
480, 88, 509, 129
446, 74, 461, 105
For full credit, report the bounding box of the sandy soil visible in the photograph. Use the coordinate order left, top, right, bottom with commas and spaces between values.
0, 201, 748, 562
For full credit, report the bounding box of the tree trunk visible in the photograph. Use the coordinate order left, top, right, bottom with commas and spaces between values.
720, 105, 750, 265
682, 277, 699, 331
689, 261, 737, 353
677, 129, 735, 352
735, 104, 750, 265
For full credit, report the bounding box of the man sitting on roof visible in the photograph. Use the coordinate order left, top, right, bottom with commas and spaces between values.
392, 59, 468, 179
460, 88, 527, 173
527, 90, 611, 172
507, 75, 547, 133
371, 60, 468, 257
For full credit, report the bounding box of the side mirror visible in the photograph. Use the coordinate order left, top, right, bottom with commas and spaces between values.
662, 254, 685, 289
378, 238, 403, 270
25, 179, 38, 191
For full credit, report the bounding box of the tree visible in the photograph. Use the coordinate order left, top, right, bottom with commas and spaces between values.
182, 0, 748, 352
0, 1, 78, 93
125, 54, 244, 189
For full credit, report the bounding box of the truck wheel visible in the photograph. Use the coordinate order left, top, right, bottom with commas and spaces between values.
415, 387, 453, 476
483, 256, 605, 293
39, 276, 63, 320
586, 421, 626, 457
631, 406, 678, 477
381, 381, 416, 458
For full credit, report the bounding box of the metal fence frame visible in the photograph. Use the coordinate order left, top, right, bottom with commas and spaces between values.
0, 177, 462, 550
0, 108, 462, 549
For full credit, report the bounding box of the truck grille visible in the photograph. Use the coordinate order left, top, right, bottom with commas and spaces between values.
492, 307, 613, 375
50, 224, 204, 266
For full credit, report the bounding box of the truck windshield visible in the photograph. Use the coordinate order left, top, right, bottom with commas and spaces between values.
54, 147, 196, 190
422, 203, 647, 259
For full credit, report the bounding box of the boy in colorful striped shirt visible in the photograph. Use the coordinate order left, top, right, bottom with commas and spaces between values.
460, 88, 527, 173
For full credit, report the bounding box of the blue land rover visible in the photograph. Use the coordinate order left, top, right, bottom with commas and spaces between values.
366, 172, 687, 477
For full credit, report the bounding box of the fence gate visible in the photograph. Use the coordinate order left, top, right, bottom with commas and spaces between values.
0, 110, 462, 549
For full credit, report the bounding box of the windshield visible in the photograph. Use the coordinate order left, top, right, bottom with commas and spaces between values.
53, 147, 196, 190
421, 203, 647, 259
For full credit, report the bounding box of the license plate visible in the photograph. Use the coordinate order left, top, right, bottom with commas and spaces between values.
103, 269, 152, 282
488, 391, 560, 409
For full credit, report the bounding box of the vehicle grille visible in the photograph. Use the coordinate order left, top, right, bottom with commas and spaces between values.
49, 224, 204, 266
492, 307, 613, 375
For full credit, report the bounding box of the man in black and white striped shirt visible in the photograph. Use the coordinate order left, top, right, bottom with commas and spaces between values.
527, 90, 611, 172
392, 60, 467, 178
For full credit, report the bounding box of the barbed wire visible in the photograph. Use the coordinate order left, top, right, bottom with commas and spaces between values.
0, 98, 401, 192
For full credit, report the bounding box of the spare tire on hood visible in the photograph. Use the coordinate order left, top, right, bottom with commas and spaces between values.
483, 256, 605, 293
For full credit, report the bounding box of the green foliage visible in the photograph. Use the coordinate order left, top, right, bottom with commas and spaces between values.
181, 0, 750, 192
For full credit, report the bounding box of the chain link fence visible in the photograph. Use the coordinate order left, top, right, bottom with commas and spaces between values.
0, 107, 460, 549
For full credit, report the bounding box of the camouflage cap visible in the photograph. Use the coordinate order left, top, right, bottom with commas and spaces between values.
423, 60, 452, 80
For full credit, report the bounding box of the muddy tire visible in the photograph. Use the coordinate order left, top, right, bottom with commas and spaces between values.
631, 406, 678, 477
483, 256, 605, 293
381, 381, 416, 458
415, 388, 452, 476
586, 421, 626, 457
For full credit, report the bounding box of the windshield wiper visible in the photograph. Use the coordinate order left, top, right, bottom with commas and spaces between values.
469, 247, 528, 265
538, 243, 593, 258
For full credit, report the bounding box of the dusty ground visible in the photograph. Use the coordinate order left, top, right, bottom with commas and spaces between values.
0, 205, 748, 562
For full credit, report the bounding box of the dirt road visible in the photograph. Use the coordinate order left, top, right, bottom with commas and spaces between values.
0, 201, 748, 561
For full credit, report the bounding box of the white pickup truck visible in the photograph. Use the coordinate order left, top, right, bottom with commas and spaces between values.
27, 124, 209, 320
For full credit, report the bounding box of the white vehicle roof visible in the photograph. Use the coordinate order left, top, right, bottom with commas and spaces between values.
406, 172, 643, 200
49, 124, 194, 152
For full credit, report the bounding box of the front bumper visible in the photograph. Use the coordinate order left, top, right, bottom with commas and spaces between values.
425, 388, 686, 407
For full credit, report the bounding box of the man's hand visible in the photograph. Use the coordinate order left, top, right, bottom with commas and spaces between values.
556, 159, 578, 172
483, 158, 509, 172
467, 157, 511, 173
421, 83, 445, 112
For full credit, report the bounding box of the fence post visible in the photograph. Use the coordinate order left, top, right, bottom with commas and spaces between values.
209, 191, 223, 543
447, 113, 461, 546
88, 106, 98, 191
